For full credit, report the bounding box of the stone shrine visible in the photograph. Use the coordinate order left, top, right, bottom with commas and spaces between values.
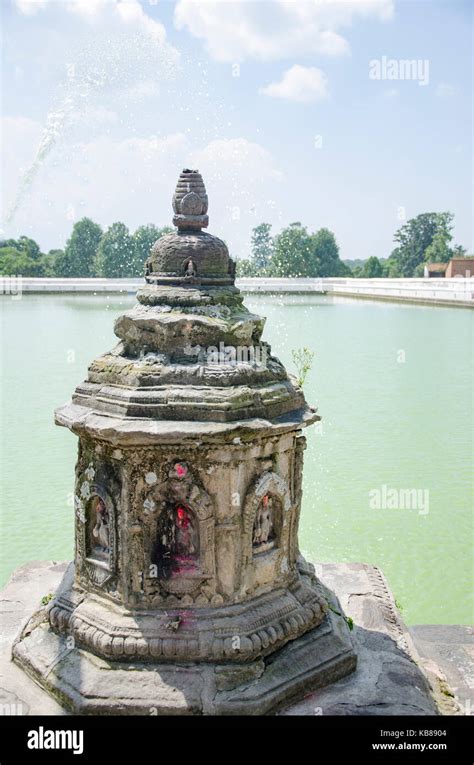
13, 170, 356, 714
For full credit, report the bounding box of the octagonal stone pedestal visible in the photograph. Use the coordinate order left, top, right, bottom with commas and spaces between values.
13, 562, 355, 715
4, 561, 445, 717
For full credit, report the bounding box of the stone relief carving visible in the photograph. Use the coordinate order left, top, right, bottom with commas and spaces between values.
243, 471, 292, 569
253, 494, 279, 552
90, 496, 110, 559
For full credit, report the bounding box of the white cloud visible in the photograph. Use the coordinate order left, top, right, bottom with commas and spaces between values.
2, 124, 282, 259
16, 0, 129, 16
78, 106, 119, 125
189, 138, 284, 255
15, 0, 48, 14
65, 0, 114, 17
15, 0, 48, 16
261, 65, 329, 103
123, 79, 161, 101
174, 0, 394, 62
1, 121, 186, 239
115, 0, 168, 43
5, 0, 181, 226
191, 137, 282, 178
1, 115, 41, 139
14, 0, 170, 45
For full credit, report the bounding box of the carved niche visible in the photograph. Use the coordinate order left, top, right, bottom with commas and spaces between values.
139, 461, 216, 600
74, 458, 118, 589
242, 471, 292, 569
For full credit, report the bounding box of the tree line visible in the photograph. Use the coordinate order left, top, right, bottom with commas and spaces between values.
236, 212, 467, 278
0, 211, 467, 279
237, 223, 350, 278
0, 221, 172, 278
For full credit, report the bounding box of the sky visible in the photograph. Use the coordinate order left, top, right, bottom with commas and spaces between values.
1, 0, 472, 261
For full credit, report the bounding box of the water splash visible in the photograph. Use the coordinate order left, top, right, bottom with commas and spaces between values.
5, 25, 180, 225
7, 95, 83, 224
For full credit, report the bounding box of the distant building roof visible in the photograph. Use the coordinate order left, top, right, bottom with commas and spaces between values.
425, 263, 448, 273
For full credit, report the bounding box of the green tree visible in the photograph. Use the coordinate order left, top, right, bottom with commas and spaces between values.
41, 249, 64, 277
18, 236, 41, 259
310, 227, 348, 276
0, 246, 45, 276
452, 244, 467, 257
424, 229, 452, 264
0, 236, 45, 275
58, 218, 103, 277
132, 224, 172, 276
250, 223, 273, 272
270, 222, 316, 277
235, 259, 258, 277
95, 222, 134, 277
387, 212, 454, 277
360, 256, 384, 278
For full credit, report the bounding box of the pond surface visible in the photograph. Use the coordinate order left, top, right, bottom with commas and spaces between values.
0, 293, 472, 624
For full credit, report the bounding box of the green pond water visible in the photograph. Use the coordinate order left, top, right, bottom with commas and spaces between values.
0, 293, 472, 625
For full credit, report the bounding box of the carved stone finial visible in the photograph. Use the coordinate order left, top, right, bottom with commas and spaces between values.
172, 169, 209, 231
145, 168, 231, 285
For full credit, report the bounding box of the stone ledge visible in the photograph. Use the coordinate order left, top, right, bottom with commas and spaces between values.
281, 562, 454, 716
0, 560, 457, 716
410, 625, 473, 715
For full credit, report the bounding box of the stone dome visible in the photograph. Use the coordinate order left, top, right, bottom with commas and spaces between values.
147, 231, 231, 280
145, 168, 234, 285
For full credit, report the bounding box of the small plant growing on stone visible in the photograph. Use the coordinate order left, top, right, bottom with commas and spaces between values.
41, 593, 54, 606
324, 601, 354, 631
291, 347, 315, 387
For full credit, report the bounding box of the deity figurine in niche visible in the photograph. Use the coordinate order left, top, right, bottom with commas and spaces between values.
152, 503, 199, 579
253, 494, 276, 550
175, 505, 197, 557
88, 496, 109, 561
184, 258, 197, 277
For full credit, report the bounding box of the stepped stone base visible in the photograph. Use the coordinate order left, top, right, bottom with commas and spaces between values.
1, 561, 450, 716
12, 576, 355, 715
